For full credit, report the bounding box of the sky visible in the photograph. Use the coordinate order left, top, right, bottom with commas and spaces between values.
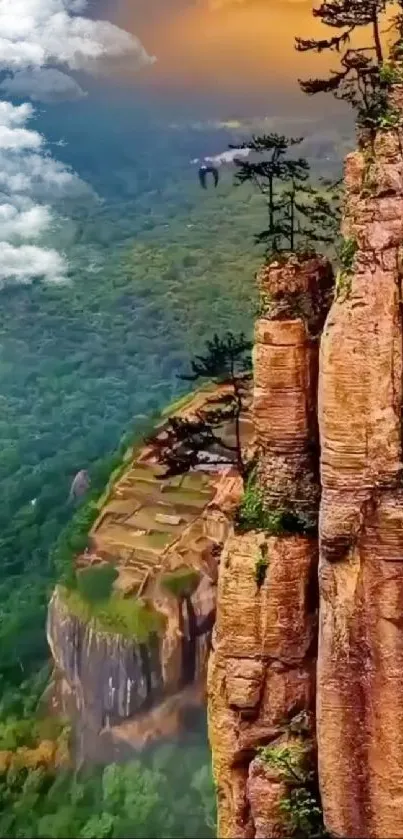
111, 0, 333, 108
0, 0, 156, 284
0, 0, 388, 285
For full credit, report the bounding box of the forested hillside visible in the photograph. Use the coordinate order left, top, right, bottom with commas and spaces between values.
0, 96, 351, 835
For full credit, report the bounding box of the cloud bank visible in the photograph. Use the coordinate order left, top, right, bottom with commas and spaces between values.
0, 0, 156, 285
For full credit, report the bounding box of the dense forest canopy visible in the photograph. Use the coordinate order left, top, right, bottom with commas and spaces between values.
0, 92, 352, 836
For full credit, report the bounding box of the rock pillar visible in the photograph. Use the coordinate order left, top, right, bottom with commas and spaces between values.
208, 254, 333, 838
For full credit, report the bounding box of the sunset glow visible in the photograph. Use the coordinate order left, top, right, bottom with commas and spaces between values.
117, 0, 331, 94
116, 0, 398, 102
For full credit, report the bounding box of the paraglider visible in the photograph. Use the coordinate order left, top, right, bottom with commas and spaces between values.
192, 148, 251, 190
198, 164, 219, 189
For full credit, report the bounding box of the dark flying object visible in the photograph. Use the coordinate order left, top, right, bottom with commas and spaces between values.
198, 164, 219, 189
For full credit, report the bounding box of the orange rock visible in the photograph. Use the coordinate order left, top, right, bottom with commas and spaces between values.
318, 118, 403, 839
247, 760, 289, 839
207, 532, 318, 837
208, 253, 332, 838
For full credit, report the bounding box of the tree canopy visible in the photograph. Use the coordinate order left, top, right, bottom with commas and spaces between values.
232, 134, 339, 256
150, 333, 252, 477
295, 0, 403, 127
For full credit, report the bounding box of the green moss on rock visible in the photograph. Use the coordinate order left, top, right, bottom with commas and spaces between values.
160, 566, 200, 599
60, 587, 165, 642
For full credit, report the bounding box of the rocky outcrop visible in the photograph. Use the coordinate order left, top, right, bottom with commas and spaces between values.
47, 386, 250, 762
317, 95, 403, 839
255, 257, 333, 529
208, 254, 333, 838
47, 588, 163, 760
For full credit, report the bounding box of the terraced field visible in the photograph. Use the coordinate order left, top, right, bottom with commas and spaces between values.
77, 383, 254, 595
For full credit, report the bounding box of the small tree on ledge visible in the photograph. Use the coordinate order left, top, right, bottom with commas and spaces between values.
231, 134, 340, 258
148, 333, 252, 479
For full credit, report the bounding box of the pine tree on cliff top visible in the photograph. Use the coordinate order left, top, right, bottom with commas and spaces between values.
295, 0, 400, 127
148, 333, 252, 479
231, 133, 339, 256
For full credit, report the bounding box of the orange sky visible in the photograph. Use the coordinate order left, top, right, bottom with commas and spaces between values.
117, 0, 341, 94
117, 0, 397, 100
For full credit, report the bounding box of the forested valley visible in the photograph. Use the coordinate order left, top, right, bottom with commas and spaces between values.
0, 95, 351, 836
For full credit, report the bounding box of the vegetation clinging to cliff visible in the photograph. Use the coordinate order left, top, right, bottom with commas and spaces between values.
295, 0, 403, 131
60, 587, 165, 642
161, 567, 200, 600
254, 543, 269, 589
150, 333, 252, 477
235, 472, 315, 536
259, 743, 327, 838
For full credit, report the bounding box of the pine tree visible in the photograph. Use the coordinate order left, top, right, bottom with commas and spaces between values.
148, 333, 252, 478
295, 1, 399, 126
231, 134, 339, 256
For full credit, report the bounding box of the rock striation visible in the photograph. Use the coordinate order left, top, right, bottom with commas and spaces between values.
208, 254, 333, 838
317, 92, 403, 839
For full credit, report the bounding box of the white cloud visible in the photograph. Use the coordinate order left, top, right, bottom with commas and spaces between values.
0, 202, 52, 239
0, 242, 67, 284
0, 0, 156, 80
191, 147, 251, 167
0, 0, 156, 285
205, 148, 251, 166
0, 68, 87, 102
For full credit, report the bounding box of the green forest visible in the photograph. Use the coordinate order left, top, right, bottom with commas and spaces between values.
0, 96, 350, 835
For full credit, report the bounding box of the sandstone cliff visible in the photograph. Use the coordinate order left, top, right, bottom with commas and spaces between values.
317, 91, 403, 839
208, 255, 333, 838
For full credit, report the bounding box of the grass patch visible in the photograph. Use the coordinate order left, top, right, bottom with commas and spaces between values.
60, 587, 165, 642
235, 474, 314, 536
160, 566, 200, 599
76, 563, 118, 604
145, 530, 173, 549
338, 237, 357, 274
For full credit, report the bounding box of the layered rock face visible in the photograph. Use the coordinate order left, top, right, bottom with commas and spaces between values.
208, 255, 333, 838
318, 108, 403, 838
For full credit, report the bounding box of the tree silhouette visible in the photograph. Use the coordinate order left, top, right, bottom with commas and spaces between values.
149, 333, 252, 478
231, 134, 339, 256
295, 1, 400, 127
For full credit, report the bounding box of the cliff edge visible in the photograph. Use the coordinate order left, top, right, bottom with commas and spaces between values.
47, 384, 253, 762
318, 90, 403, 839
208, 254, 333, 838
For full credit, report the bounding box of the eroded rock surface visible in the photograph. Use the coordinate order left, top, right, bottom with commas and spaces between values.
318, 101, 403, 839
208, 255, 333, 838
